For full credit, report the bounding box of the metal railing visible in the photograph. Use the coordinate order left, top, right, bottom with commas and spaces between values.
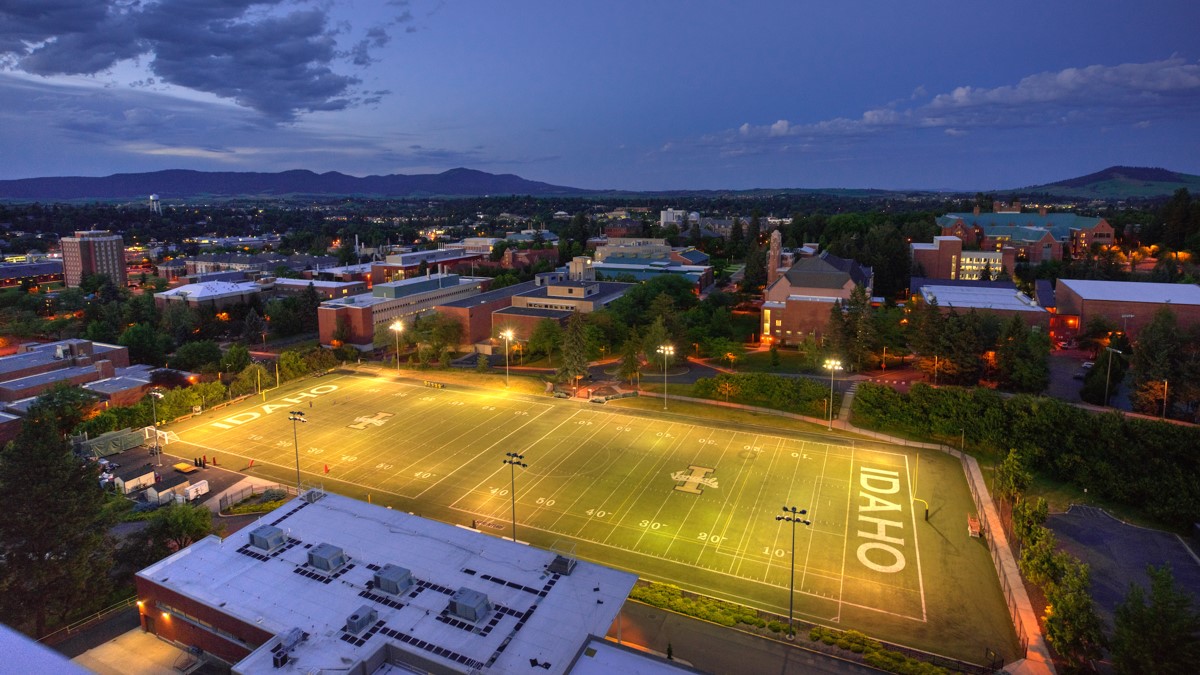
37, 595, 138, 645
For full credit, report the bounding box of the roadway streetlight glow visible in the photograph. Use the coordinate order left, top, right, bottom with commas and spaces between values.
148, 389, 164, 466
389, 321, 404, 372
775, 506, 811, 638
289, 411, 307, 490
501, 329, 514, 388
823, 359, 843, 430
502, 452, 527, 543
656, 345, 674, 411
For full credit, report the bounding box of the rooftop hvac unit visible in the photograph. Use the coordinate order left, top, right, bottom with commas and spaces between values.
279, 627, 304, 652
547, 555, 577, 575
345, 605, 377, 634
307, 543, 347, 572
249, 525, 287, 552
449, 587, 491, 622
373, 564, 413, 595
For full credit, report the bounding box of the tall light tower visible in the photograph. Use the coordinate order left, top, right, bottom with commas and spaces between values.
289, 411, 307, 490
501, 329, 514, 387
823, 358, 843, 430
775, 506, 811, 637
656, 344, 674, 411
502, 452, 527, 543
389, 321, 404, 373
148, 389, 164, 466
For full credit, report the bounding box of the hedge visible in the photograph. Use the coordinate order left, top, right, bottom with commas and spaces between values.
852, 382, 1200, 525
691, 373, 832, 416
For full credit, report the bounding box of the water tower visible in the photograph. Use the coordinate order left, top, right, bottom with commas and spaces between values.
149, 194, 161, 215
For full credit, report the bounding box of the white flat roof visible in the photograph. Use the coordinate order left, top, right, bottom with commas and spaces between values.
567, 637, 699, 674
155, 281, 259, 300
139, 492, 636, 675
1057, 279, 1200, 305
274, 278, 363, 289
921, 285, 1046, 312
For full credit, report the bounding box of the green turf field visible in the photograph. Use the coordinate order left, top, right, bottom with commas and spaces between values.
170, 369, 1019, 663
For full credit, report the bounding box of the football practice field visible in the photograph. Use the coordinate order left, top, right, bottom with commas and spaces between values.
170, 369, 1018, 663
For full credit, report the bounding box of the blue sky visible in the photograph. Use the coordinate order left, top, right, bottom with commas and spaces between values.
1, 1, 1198, 190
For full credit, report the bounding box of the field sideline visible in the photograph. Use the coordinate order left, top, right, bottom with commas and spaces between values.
169, 369, 1019, 663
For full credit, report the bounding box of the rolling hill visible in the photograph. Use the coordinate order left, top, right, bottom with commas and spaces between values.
1019, 166, 1200, 199
0, 168, 593, 201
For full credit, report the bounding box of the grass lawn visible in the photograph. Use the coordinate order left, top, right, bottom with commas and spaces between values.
739, 349, 819, 374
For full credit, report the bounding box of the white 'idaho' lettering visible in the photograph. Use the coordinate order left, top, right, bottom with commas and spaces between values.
855, 466, 907, 573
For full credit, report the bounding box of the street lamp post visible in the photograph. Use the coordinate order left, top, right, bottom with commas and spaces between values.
288, 411, 307, 490
1162, 379, 1169, 419
149, 389, 164, 466
1120, 313, 1134, 336
823, 358, 842, 430
657, 344, 674, 411
390, 321, 404, 372
775, 506, 811, 638
502, 452, 527, 543
501, 329, 514, 387
1104, 347, 1123, 407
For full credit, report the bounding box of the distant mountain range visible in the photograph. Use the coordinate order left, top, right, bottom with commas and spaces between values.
0, 165, 1196, 202
1017, 166, 1200, 199
0, 168, 592, 201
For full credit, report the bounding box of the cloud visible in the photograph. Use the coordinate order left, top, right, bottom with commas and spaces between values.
0, 0, 419, 121
710, 58, 1200, 152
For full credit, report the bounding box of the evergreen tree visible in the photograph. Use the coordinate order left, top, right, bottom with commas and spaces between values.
1044, 562, 1107, 669
617, 336, 642, 386
745, 212, 761, 250
728, 218, 744, 259
641, 317, 672, 371
1130, 306, 1180, 414
244, 310, 267, 345
528, 319, 564, 366
741, 244, 767, 292
1111, 564, 1200, 675
0, 399, 115, 637
557, 311, 590, 383
300, 282, 322, 332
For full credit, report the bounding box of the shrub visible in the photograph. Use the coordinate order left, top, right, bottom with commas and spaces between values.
261, 488, 287, 502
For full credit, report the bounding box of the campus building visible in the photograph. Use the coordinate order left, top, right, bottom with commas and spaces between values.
154, 281, 263, 310
934, 203, 1114, 263
135, 490, 638, 674
369, 249, 487, 285
61, 230, 127, 287
913, 283, 1049, 328
761, 247, 874, 345
318, 273, 489, 350
1053, 279, 1200, 342
0, 259, 63, 288
910, 236, 1016, 281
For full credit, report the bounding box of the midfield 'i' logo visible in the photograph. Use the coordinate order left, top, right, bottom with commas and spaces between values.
348, 412, 394, 429
670, 465, 718, 494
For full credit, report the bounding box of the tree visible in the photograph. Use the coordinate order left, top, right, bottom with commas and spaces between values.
191, 380, 228, 408
299, 282, 322, 332
221, 344, 251, 373
119, 322, 170, 366
1111, 564, 1200, 675
244, 310, 267, 345
557, 311, 590, 383
159, 302, 198, 345
0, 399, 115, 637
641, 317, 672, 371
617, 337, 641, 386
146, 503, 216, 553
172, 340, 222, 372
1130, 307, 1180, 414
716, 379, 740, 402
996, 315, 1050, 394
995, 448, 1031, 525
741, 244, 767, 292
528, 319, 564, 366
231, 363, 270, 396
278, 350, 309, 381
1043, 561, 1106, 669
475, 353, 491, 373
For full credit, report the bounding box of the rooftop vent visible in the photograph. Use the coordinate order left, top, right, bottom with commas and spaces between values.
373, 564, 413, 596
547, 555, 577, 576
307, 543, 347, 572
450, 587, 491, 622
249, 525, 287, 552
345, 605, 377, 634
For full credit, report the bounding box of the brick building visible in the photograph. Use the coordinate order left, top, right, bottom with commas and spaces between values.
761, 251, 873, 345
934, 207, 1114, 263
61, 230, 127, 287
910, 236, 1016, 281
1053, 279, 1200, 342
318, 274, 489, 350
135, 490, 637, 673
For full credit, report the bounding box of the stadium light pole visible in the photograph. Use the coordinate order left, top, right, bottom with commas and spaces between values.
823, 358, 843, 430
776, 506, 811, 638
1120, 313, 1134, 336
149, 389, 164, 466
390, 321, 404, 372
289, 411, 307, 490
657, 344, 674, 411
501, 329, 514, 388
1104, 347, 1123, 407
503, 452, 527, 543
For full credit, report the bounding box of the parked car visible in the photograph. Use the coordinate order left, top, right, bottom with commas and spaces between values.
1082, 361, 1095, 369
